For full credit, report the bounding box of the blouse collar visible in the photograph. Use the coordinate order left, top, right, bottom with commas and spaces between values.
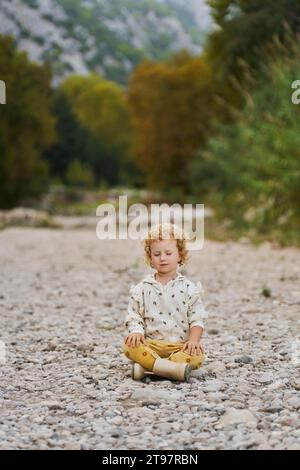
143, 269, 185, 287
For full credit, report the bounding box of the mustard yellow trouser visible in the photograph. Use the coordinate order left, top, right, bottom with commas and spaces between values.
123, 338, 205, 371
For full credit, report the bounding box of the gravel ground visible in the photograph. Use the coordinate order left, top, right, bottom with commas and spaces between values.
0, 227, 299, 450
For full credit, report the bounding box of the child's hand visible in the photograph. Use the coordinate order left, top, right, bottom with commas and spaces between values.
125, 333, 145, 348
182, 340, 204, 356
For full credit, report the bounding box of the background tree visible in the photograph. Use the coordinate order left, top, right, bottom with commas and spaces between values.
190, 39, 300, 236
0, 35, 56, 208
44, 90, 94, 183
127, 51, 215, 199
59, 74, 133, 186
206, 0, 300, 115
66, 159, 95, 189
207, 0, 300, 76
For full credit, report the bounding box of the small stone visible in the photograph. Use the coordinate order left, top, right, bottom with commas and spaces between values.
108, 416, 123, 426
131, 389, 182, 402
234, 355, 253, 364
203, 383, 223, 393
225, 362, 239, 369
280, 418, 300, 427
43, 401, 62, 410
256, 443, 272, 450
267, 379, 285, 390
208, 329, 219, 335
190, 368, 208, 379
257, 372, 274, 385
206, 392, 224, 403
44, 341, 57, 352
220, 335, 237, 345
258, 407, 283, 413
218, 409, 258, 428
141, 401, 161, 407
287, 397, 300, 409
292, 380, 300, 391
64, 441, 81, 450
111, 431, 122, 438
97, 373, 108, 380
206, 361, 226, 374
287, 443, 300, 450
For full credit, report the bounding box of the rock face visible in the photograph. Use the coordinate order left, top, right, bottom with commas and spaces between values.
0, 0, 210, 84
0, 227, 300, 449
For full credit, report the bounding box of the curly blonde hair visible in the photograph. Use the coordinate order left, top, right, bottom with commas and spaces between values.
143, 222, 189, 267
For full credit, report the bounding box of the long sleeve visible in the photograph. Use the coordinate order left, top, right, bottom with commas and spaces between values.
124, 284, 145, 335
186, 281, 208, 330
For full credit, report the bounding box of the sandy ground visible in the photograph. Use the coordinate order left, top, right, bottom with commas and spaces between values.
0, 226, 299, 450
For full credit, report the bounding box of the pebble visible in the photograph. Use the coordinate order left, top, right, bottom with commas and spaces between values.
292, 379, 300, 391
217, 409, 258, 428
131, 389, 183, 402
257, 372, 274, 385
287, 397, 300, 409
234, 355, 253, 364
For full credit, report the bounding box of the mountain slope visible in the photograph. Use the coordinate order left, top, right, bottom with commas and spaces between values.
0, 0, 211, 84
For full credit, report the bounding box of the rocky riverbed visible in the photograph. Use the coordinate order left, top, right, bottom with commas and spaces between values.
0, 227, 299, 450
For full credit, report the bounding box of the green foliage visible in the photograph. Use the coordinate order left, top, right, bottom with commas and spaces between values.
45, 73, 141, 188
66, 160, 95, 188
44, 89, 94, 182
61, 74, 131, 148
207, 0, 300, 79
190, 39, 300, 235
206, 0, 300, 116
261, 285, 272, 298
128, 51, 216, 198
0, 35, 56, 208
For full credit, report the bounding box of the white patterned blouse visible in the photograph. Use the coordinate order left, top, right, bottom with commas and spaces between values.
124, 270, 208, 343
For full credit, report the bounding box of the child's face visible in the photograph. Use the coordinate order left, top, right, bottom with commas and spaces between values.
150, 239, 181, 273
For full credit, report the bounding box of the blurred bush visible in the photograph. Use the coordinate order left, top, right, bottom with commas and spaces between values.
190, 37, 300, 243
0, 36, 56, 208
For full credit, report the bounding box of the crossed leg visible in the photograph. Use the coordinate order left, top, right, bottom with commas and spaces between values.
123, 339, 204, 371
123, 341, 159, 371
168, 349, 205, 369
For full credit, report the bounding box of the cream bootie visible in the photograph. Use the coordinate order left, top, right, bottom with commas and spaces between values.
152, 358, 192, 382
132, 362, 147, 380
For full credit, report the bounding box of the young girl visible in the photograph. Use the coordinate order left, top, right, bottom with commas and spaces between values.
123, 223, 208, 382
